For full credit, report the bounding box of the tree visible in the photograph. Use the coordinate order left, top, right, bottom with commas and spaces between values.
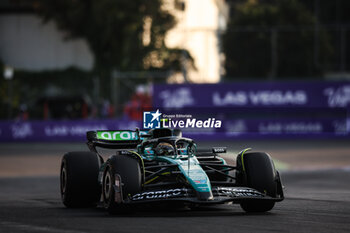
223, 0, 333, 79
303, 0, 350, 72
36, 0, 191, 96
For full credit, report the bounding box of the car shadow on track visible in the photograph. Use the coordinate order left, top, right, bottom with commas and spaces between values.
55, 204, 276, 218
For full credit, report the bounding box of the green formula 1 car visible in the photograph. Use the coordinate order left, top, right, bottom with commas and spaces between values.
60, 128, 284, 214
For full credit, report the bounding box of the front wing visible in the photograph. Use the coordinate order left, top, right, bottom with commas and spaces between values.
122, 186, 284, 204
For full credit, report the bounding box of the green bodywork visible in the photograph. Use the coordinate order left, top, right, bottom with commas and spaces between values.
97, 130, 218, 194
153, 156, 211, 193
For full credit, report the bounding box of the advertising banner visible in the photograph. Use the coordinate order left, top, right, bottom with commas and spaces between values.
0, 117, 348, 142
152, 81, 350, 139
0, 120, 141, 142
153, 81, 350, 109
0, 81, 349, 142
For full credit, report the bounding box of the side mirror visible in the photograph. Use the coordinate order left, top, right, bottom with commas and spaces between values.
138, 129, 151, 140
212, 147, 227, 153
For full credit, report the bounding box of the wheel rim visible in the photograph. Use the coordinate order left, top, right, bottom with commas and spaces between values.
60, 165, 67, 195
104, 171, 112, 200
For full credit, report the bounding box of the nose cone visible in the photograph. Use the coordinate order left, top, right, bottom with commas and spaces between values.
197, 191, 214, 201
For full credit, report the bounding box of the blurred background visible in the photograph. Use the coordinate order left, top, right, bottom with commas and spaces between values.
0, 0, 349, 142
1, 2, 350, 230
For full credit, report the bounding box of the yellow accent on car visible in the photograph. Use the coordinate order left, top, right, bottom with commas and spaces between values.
127, 150, 145, 181
144, 172, 171, 185
240, 148, 252, 172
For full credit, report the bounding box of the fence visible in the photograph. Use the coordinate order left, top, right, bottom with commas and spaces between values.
224, 26, 350, 78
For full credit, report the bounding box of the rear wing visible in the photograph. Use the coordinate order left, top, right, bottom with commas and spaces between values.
87, 129, 147, 150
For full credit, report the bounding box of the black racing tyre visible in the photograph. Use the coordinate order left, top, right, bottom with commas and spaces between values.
103, 155, 142, 214
60, 152, 100, 208
238, 152, 277, 213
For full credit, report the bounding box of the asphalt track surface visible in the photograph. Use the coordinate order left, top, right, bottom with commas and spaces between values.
0, 140, 350, 233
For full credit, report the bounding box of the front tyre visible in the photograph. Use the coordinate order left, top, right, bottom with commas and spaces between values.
60, 152, 101, 208
237, 152, 277, 213
103, 155, 142, 214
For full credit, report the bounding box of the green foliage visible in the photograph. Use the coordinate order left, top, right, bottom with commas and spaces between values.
303, 0, 350, 71
35, 0, 192, 100
303, 0, 350, 25
36, 0, 188, 73
223, 0, 333, 79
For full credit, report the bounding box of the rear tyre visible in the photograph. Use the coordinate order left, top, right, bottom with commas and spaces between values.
237, 152, 277, 212
103, 155, 142, 214
60, 152, 100, 208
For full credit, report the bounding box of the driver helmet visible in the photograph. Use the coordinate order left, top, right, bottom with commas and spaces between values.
155, 142, 175, 156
